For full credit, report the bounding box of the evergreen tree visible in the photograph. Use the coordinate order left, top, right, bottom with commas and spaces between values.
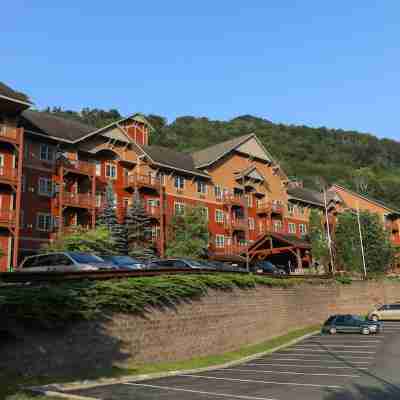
308, 209, 330, 272
97, 182, 127, 254
166, 206, 209, 258
125, 189, 155, 259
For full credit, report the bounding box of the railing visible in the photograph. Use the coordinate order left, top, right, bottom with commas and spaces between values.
62, 192, 94, 208
0, 167, 18, 183
212, 243, 248, 256
223, 194, 245, 207
230, 217, 247, 230
256, 201, 284, 215
0, 209, 15, 227
63, 159, 95, 175
0, 126, 19, 142
124, 173, 160, 189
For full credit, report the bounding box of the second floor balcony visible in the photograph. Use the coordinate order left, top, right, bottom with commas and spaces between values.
62, 159, 95, 176
223, 194, 245, 207
256, 201, 284, 215
0, 167, 18, 186
61, 192, 95, 209
0, 126, 20, 145
123, 173, 160, 191
0, 209, 16, 229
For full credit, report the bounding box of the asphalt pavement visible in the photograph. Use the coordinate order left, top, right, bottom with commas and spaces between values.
60, 321, 400, 400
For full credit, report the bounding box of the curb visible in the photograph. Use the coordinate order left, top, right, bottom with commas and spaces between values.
29, 329, 320, 398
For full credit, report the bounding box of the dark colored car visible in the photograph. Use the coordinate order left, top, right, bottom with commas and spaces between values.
321, 314, 383, 335
252, 260, 286, 275
147, 258, 214, 270
203, 260, 246, 272
100, 255, 146, 270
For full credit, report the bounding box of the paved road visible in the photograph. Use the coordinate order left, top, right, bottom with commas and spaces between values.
62, 322, 400, 400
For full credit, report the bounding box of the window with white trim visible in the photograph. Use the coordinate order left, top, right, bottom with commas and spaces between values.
248, 217, 255, 230
38, 177, 53, 196
174, 201, 185, 216
214, 185, 222, 201
215, 209, 225, 224
299, 223, 307, 235
95, 160, 101, 176
215, 234, 225, 248
197, 180, 207, 194
105, 163, 117, 179
148, 198, 160, 208
273, 220, 283, 232
174, 175, 185, 190
157, 171, 166, 185
40, 144, 54, 162
36, 213, 53, 232
288, 222, 296, 234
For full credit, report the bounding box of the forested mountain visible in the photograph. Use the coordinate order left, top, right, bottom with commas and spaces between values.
39, 107, 400, 209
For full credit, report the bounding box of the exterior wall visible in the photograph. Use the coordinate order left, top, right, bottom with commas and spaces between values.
2, 280, 399, 377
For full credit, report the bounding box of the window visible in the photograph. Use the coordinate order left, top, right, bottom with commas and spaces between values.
105, 163, 117, 179
299, 224, 307, 235
95, 160, 101, 176
40, 144, 54, 162
214, 185, 222, 200
245, 195, 253, 208
38, 177, 53, 196
37, 213, 53, 232
197, 180, 207, 194
215, 209, 225, 224
248, 217, 255, 230
215, 234, 225, 248
174, 175, 185, 190
200, 207, 209, 220
0, 153, 4, 167
174, 201, 185, 216
288, 203, 295, 215
157, 171, 166, 185
273, 220, 282, 232
148, 199, 160, 208
288, 223, 296, 234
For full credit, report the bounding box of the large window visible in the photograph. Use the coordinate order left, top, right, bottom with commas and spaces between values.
105, 163, 117, 179
288, 222, 296, 234
215, 235, 225, 248
299, 224, 307, 235
197, 180, 207, 194
37, 213, 53, 232
174, 175, 185, 190
174, 201, 185, 216
40, 144, 54, 162
38, 177, 53, 196
215, 209, 225, 224
95, 160, 101, 176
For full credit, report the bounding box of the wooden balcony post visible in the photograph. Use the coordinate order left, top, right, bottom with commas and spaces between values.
91, 171, 96, 228
12, 128, 24, 269
59, 165, 64, 235
159, 185, 165, 257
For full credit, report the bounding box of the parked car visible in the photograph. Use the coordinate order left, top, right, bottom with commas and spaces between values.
148, 258, 214, 270
18, 252, 116, 272
203, 260, 246, 272
100, 255, 146, 270
321, 314, 382, 335
368, 304, 400, 321
252, 260, 286, 275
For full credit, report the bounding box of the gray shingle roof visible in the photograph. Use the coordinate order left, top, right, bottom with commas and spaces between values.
0, 82, 32, 104
192, 134, 254, 168
143, 145, 209, 177
21, 110, 95, 142
287, 187, 324, 206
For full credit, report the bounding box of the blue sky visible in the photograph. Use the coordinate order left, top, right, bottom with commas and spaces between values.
2, 2, 399, 139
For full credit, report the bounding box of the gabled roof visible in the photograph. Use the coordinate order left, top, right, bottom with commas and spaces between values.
235, 165, 264, 182
142, 145, 210, 178
287, 187, 324, 207
21, 110, 95, 142
0, 82, 32, 106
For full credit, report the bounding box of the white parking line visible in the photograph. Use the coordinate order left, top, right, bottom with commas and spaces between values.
260, 358, 370, 364
180, 374, 343, 389
285, 348, 376, 354
306, 340, 382, 344
221, 368, 360, 378
124, 383, 278, 400
271, 353, 375, 359
298, 344, 375, 348
247, 363, 368, 370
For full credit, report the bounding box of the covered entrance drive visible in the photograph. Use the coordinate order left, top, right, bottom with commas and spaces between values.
248, 232, 311, 273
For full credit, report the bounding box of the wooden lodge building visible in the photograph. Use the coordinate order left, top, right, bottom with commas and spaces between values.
1, 82, 399, 271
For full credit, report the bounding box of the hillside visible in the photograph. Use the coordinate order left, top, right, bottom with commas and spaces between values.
40, 108, 400, 209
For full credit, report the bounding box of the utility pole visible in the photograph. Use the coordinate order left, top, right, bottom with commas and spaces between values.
322, 186, 335, 275
356, 202, 367, 279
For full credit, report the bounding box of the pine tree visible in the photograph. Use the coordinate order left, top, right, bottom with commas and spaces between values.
97, 182, 127, 254
125, 189, 155, 260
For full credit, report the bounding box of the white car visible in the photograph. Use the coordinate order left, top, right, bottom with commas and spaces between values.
18, 252, 115, 272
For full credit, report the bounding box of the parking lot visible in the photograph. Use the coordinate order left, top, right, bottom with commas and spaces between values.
60, 322, 400, 400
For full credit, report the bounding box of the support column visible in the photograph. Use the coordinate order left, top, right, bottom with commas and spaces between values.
12, 127, 24, 269
59, 165, 64, 235
91, 172, 96, 228
296, 248, 303, 271
159, 185, 165, 258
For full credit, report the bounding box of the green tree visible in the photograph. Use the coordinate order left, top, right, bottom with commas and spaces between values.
125, 190, 155, 259
335, 210, 394, 275
308, 209, 330, 271
41, 226, 115, 255
166, 206, 209, 258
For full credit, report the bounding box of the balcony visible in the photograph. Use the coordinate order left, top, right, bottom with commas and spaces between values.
61, 192, 94, 209
0, 167, 18, 186
124, 173, 160, 191
230, 217, 247, 231
0, 126, 20, 145
223, 194, 245, 207
63, 159, 95, 176
256, 201, 284, 215
212, 244, 248, 256
0, 209, 16, 229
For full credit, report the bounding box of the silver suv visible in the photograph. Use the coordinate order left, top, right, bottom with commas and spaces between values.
18, 252, 115, 272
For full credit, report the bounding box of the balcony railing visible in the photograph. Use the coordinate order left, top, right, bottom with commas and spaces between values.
124, 173, 160, 190
0, 126, 19, 143
62, 192, 94, 208
223, 194, 245, 207
212, 244, 248, 256
256, 201, 284, 215
0, 209, 16, 228
230, 217, 247, 231
63, 159, 95, 175
0, 167, 18, 184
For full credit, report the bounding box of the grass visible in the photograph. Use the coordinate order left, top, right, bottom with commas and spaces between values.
0, 274, 308, 326
1, 325, 319, 399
